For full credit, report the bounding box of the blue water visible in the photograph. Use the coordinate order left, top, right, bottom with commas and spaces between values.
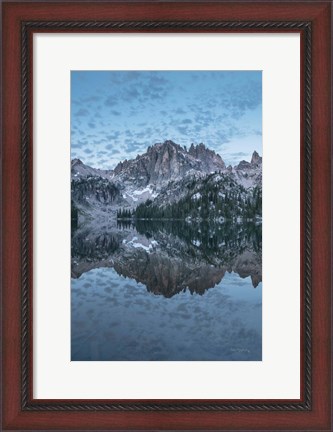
71, 267, 262, 361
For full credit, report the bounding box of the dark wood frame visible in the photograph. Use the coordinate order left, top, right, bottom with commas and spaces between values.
2, 1, 331, 430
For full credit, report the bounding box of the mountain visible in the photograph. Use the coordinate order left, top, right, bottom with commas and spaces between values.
71, 140, 262, 221
251, 150, 262, 165
113, 140, 226, 188
233, 150, 262, 189
72, 140, 226, 183
134, 171, 261, 221
71, 158, 113, 180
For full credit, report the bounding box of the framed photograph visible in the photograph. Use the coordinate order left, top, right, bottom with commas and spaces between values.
2, 1, 331, 430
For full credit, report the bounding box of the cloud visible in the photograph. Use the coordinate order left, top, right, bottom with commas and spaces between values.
147, 92, 164, 100
108, 71, 141, 85
71, 143, 83, 149
104, 96, 118, 107
230, 152, 248, 157
105, 144, 122, 152
92, 138, 108, 145
97, 150, 108, 157
110, 148, 120, 154
81, 95, 101, 103
106, 132, 120, 141
72, 139, 88, 148
75, 108, 89, 117
148, 75, 169, 86
177, 126, 189, 135
123, 87, 140, 102
215, 132, 231, 143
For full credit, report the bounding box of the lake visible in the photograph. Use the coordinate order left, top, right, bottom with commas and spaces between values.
71, 220, 262, 361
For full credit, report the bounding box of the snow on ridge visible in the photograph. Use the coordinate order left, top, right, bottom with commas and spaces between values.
122, 184, 159, 204
192, 192, 201, 200
132, 186, 151, 196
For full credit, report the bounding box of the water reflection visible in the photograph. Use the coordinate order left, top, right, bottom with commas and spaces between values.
71, 220, 262, 360
72, 221, 262, 292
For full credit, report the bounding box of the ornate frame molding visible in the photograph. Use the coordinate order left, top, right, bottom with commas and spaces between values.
21, 20, 312, 412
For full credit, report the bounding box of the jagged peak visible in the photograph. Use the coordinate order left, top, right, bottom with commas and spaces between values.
137, 140, 223, 160
188, 142, 225, 166
236, 160, 252, 170
188, 142, 219, 156
251, 150, 262, 165
149, 140, 183, 152
71, 158, 83, 167
235, 151, 262, 171
164, 139, 178, 146
189, 142, 207, 151
150, 140, 221, 155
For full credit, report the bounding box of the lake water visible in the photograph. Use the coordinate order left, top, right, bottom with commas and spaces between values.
71, 220, 262, 361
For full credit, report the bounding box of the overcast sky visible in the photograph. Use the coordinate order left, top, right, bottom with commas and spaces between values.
71, 70, 262, 169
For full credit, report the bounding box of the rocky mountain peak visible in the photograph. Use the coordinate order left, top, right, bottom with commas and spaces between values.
189, 142, 208, 155
114, 159, 130, 175
188, 142, 226, 171
233, 151, 262, 189
71, 158, 83, 167
251, 150, 262, 165
71, 158, 114, 180
112, 140, 227, 189
148, 140, 183, 154
164, 139, 179, 147
235, 151, 262, 171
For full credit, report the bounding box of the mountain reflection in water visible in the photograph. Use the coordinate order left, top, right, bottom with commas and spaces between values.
71, 220, 262, 360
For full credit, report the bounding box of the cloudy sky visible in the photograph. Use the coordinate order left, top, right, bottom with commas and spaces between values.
71, 70, 262, 169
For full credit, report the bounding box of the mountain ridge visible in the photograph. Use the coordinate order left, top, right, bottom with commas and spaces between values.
71, 140, 262, 220
72, 140, 260, 184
